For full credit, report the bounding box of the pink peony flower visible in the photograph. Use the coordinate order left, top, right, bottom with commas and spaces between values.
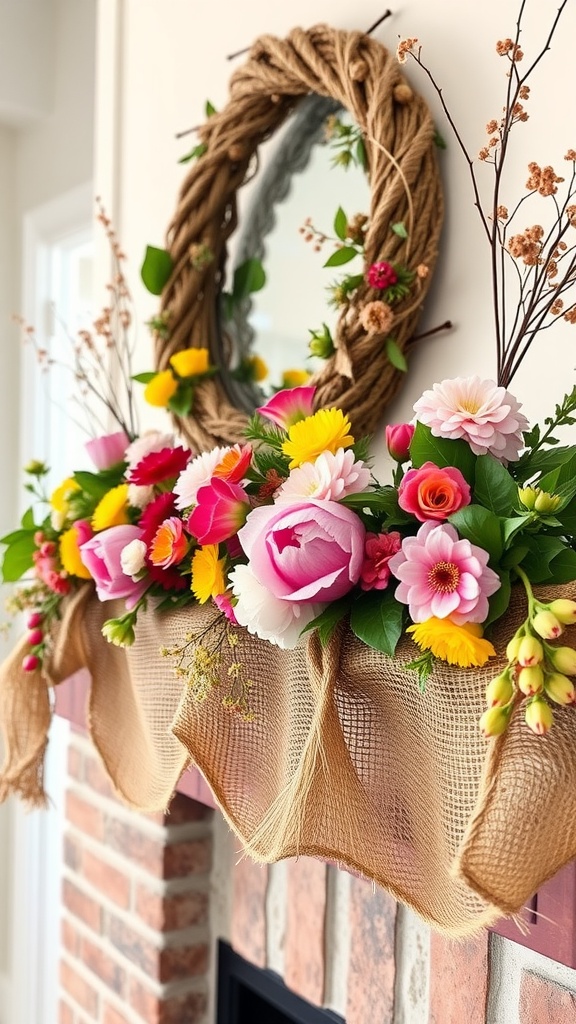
238, 499, 366, 603
388, 521, 500, 624
360, 531, 402, 590
385, 423, 414, 463
276, 449, 371, 504
398, 461, 471, 522
188, 478, 250, 545
149, 516, 188, 567
366, 260, 398, 290
125, 431, 176, 471
229, 563, 325, 648
80, 525, 150, 608
128, 445, 191, 486
85, 431, 130, 470
413, 376, 529, 462
257, 386, 316, 430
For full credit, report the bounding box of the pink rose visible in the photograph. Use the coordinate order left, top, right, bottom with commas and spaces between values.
238, 499, 366, 603
85, 431, 130, 470
80, 525, 149, 608
398, 461, 471, 522
385, 423, 414, 463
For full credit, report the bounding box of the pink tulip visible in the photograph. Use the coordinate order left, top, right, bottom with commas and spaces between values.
238, 499, 366, 603
188, 478, 250, 545
385, 423, 414, 462
257, 386, 316, 430
85, 431, 130, 470
80, 525, 149, 608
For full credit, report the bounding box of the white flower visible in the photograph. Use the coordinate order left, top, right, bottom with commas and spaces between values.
276, 449, 371, 504
127, 483, 154, 509
120, 538, 147, 578
229, 564, 325, 648
413, 376, 529, 463
174, 447, 229, 510
51, 509, 66, 531
125, 431, 176, 471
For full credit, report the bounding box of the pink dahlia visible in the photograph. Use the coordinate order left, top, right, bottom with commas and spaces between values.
388, 521, 500, 624
366, 260, 398, 290
360, 531, 402, 591
128, 445, 191, 486
413, 376, 529, 462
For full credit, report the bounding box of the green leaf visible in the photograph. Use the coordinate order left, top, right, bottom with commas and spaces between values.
168, 384, 194, 417
520, 536, 566, 582
205, 99, 216, 117
557, 498, 576, 538
473, 455, 518, 516
485, 570, 511, 626
433, 128, 447, 150
448, 505, 503, 561
409, 422, 476, 484
324, 246, 358, 268
548, 547, 576, 585
178, 143, 207, 164
355, 137, 368, 170
1, 535, 37, 581
515, 444, 574, 481
21, 507, 36, 529
221, 291, 234, 322
141, 245, 173, 296
501, 542, 530, 570
350, 590, 404, 656
0, 528, 36, 545
132, 371, 157, 384
300, 597, 351, 646
391, 222, 408, 239
72, 471, 115, 500
501, 514, 532, 546
539, 454, 576, 509
232, 258, 266, 302
333, 207, 348, 241
386, 338, 407, 372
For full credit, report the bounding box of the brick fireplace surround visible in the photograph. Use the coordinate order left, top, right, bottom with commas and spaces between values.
55, 703, 576, 1024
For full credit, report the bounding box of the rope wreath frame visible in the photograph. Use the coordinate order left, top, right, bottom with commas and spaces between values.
156, 24, 444, 452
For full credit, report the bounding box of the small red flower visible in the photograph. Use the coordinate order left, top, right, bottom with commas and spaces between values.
139, 493, 189, 591
360, 531, 402, 591
366, 261, 398, 290
128, 446, 191, 486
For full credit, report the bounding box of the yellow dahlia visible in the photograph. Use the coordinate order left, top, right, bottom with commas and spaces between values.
144, 369, 178, 407
282, 408, 354, 469
407, 617, 496, 668
92, 484, 130, 531
50, 477, 80, 513
169, 346, 210, 378
59, 526, 92, 579
191, 544, 227, 604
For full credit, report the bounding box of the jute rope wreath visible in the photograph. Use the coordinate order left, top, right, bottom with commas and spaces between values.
156, 25, 443, 452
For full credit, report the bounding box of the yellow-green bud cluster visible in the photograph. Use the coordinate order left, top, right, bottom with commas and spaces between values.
518, 485, 562, 514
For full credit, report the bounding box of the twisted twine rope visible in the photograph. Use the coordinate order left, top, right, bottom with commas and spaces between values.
157, 25, 444, 451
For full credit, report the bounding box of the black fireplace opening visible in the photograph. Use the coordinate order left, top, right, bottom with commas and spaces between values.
216, 941, 346, 1024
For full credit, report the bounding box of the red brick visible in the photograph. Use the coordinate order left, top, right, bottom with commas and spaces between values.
163, 837, 212, 878
63, 832, 83, 872
82, 848, 131, 908
128, 978, 207, 1024
58, 999, 75, 1024
519, 971, 576, 1022
62, 878, 102, 933
67, 744, 84, 782
103, 1004, 131, 1024
85, 754, 117, 800
61, 917, 80, 957
60, 959, 99, 1016
145, 792, 213, 827
429, 930, 489, 1024
80, 935, 126, 995
231, 857, 268, 968
107, 915, 159, 977
66, 790, 104, 840
104, 818, 164, 875
347, 876, 397, 1024
285, 859, 327, 1006
134, 883, 208, 930
158, 943, 209, 983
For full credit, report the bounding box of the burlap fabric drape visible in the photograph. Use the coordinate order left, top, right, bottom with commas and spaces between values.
157, 25, 443, 451
3, 582, 576, 935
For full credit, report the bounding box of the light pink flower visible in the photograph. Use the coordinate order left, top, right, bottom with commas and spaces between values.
238, 499, 365, 603
413, 376, 529, 462
85, 431, 130, 470
80, 525, 149, 609
398, 461, 471, 522
188, 478, 250, 545
174, 446, 237, 510
360, 531, 402, 590
229, 563, 325, 648
257, 386, 316, 430
385, 423, 414, 462
125, 431, 177, 471
276, 449, 371, 504
388, 521, 500, 623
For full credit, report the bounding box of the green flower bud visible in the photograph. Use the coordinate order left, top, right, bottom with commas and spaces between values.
308, 324, 335, 360
485, 671, 514, 707
550, 645, 576, 675
518, 485, 561, 513
24, 459, 49, 477
479, 705, 511, 738
544, 671, 576, 705
101, 616, 136, 647
518, 664, 544, 696
532, 610, 563, 640
524, 697, 554, 735
548, 599, 576, 624
506, 635, 523, 662
517, 635, 544, 667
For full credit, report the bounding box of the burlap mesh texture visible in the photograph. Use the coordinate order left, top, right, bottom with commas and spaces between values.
157, 25, 444, 451
3, 582, 576, 935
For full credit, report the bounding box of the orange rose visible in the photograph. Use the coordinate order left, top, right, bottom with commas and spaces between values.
398, 461, 471, 522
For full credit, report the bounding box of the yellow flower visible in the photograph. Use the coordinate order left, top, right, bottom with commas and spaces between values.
169, 347, 210, 378
282, 408, 354, 469
50, 477, 80, 513
144, 369, 178, 407
59, 527, 92, 579
246, 354, 268, 382
281, 368, 311, 388
92, 484, 130, 531
407, 617, 496, 668
191, 544, 227, 604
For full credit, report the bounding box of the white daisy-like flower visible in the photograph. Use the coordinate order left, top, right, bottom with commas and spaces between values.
173, 446, 230, 510
127, 483, 154, 509
125, 431, 176, 471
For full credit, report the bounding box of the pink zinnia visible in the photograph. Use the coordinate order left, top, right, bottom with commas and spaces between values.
388, 521, 500, 624
128, 445, 191, 486
360, 532, 402, 591
413, 376, 529, 462
366, 260, 398, 290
